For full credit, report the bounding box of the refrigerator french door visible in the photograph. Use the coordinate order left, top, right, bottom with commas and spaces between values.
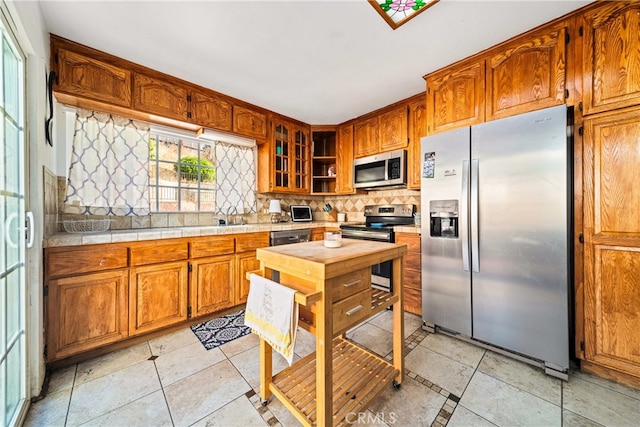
420, 105, 570, 376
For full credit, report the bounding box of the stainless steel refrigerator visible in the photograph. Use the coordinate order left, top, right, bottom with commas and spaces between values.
420, 104, 570, 378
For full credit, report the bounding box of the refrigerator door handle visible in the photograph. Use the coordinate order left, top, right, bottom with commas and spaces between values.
461, 160, 470, 272
471, 158, 480, 272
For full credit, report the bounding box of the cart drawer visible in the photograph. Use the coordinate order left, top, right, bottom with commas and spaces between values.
328, 268, 370, 302
333, 289, 372, 334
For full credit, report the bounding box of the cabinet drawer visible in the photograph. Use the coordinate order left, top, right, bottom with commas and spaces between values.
46, 245, 128, 278
333, 289, 372, 334
403, 286, 422, 316
235, 232, 269, 253
329, 268, 370, 302
403, 268, 421, 290
404, 253, 421, 272
130, 241, 188, 266
396, 233, 421, 252
190, 236, 235, 258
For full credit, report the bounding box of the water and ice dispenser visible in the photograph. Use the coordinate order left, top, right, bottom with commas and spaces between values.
429, 200, 459, 238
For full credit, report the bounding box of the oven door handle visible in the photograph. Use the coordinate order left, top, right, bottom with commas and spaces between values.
341, 230, 391, 241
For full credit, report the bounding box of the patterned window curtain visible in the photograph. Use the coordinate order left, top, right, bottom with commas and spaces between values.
215, 142, 257, 214
64, 109, 151, 216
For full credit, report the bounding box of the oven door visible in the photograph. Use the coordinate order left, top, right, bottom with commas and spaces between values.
372, 261, 392, 291
341, 227, 393, 292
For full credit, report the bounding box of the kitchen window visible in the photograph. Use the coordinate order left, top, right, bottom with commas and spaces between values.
149, 128, 257, 214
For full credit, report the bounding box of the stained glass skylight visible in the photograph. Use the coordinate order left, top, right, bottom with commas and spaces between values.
369, 0, 440, 30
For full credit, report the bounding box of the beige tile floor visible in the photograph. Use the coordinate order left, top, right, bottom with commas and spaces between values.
25, 310, 640, 427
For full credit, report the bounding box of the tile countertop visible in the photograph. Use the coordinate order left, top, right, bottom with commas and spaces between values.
44, 222, 421, 248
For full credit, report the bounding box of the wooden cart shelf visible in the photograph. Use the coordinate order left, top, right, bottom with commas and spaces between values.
253, 239, 407, 427
269, 337, 399, 426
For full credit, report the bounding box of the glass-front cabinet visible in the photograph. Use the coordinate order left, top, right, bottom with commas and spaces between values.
274, 122, 290, 189
263, 118, 310, 193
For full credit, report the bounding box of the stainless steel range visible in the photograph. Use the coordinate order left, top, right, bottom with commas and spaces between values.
340, 204, 415, 292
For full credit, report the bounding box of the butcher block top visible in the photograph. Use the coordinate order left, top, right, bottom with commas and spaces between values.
256, 239, 407, 282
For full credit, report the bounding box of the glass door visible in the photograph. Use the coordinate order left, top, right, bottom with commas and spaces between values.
0, 13, 27, 427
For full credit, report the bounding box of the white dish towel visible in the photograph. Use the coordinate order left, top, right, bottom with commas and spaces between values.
244, 274, 299, 365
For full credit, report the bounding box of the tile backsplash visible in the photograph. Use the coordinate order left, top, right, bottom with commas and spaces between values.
51, 174, 420, 236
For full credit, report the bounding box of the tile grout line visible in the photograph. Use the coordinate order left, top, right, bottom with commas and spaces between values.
63, 364, 78, 427
147, 341, 177, 427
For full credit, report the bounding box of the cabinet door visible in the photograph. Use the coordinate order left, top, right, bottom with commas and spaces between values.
235, 251, 260, 305
233, 105, 267, 139
379, 106, 408, 152
582, 2, 640, 115
426, 60, 485, 135
486, 24, 567, 121
191, 255, 235, 317
396, 233, 421, 315
293, 127, 310, 192
310, 228, 325, 241
54, 47, 132, 108
273, 120, 292, 192
407, 98, 426, 190
191, 91, 232, 131
353, 116, 379, 158
133, 72, 188, 121
47, 270, 128, 361
129, 261, 188, 335
583, 107, 640, 378
336, 124, 355, 194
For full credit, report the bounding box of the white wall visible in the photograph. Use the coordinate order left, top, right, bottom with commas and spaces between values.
6, 0, 52, 400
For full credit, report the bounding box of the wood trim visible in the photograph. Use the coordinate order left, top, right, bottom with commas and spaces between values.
581, 360, 640, 389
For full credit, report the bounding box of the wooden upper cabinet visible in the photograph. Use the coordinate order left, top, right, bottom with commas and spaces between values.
407, 97, 426, 190
486, 23, 567, 121
426, 60, 485, 135
233, 105, 268, 139
336, 123, 355, 194
133, 72, 188, 121
190, 91, 232, 131
582, 2, 640, 115
54, 46, 132, 108
379, 105, 408, 152
259, 118, 310, 194
354, 116, 380, 158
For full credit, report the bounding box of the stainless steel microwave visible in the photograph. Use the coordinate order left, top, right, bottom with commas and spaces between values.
353, 150, 406, 189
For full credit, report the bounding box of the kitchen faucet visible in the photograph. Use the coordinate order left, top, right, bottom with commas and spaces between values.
226, 206, 237, 226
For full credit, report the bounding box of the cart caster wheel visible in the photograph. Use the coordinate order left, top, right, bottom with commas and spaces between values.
261, 400, 268, 407
392, 381, 401, 390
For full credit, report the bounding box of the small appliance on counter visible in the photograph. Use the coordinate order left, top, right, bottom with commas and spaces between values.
290, 205, 312, 222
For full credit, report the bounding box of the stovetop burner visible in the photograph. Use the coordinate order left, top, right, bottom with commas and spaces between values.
340, 204, 416, 240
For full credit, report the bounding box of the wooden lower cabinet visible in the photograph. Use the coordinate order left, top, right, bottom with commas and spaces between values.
190, 255, 235, 317
310, 227, 325, 241
396, 232, 422, 315
44, 231, 269, 362
235, 251, 260, 304
47, 270, 128, 361
129, 261, 189, 336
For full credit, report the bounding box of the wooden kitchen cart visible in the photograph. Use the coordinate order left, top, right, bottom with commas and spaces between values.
253, 239, 407, 426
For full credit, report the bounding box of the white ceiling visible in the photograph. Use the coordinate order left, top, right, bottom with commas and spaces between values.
39, 0, 592, 125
